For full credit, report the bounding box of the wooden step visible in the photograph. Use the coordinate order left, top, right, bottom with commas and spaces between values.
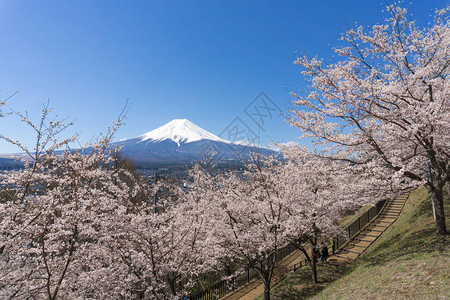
343, 248, 362, 255
380, 213, 400, 217
375, 220, 394, 224
384, 209, 402, 213
363, 233, 380, 238
385, 211, 402, 215
351, 239, 372, 245
370, 224, 389, 229
348, 243, 367, 248
380, 216, 400, 220
344, 251, 361, 259
335, 254, 351, 260
379, 216, 399, 220
350, 244, 370, 249
379, 216, 398, 220
384, 210, 402, 214
386, 205, 404, 208
355, 238, 375, 243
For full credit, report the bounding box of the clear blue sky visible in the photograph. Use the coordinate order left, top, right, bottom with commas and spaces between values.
0, 0, 445, 153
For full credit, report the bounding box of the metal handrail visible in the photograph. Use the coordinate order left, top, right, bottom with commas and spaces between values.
192, 193, 408, 299
191, 242, 297, 299
332, 199, 388, 254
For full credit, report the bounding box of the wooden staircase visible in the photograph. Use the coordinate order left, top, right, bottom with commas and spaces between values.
333, 192, 410, 261
218, 192, 410, 299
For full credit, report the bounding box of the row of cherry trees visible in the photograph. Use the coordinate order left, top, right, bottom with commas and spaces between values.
187, 148, 396, 298
288, 4, 449, 235
1, 4, 448, 300
0, 100, 394, 299
0, 102, 203, 299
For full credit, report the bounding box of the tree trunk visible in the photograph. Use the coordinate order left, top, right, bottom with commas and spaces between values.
297, 246, 311, 264
446, 180, 450, 199
430, 186, 447, 236
263, 280, 271, 300
310, 242, 318, 284
426, 161, 447, 236
167, 275, 177, 296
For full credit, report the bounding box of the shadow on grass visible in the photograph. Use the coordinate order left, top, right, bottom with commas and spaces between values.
268, 188, 449, 300
362, 193, 449, 268
409, 194, 433, 223
270, 261, 351, 300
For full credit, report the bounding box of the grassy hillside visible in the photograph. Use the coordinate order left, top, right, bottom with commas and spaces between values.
338, 205, 372, 229
268, 187, 449, 299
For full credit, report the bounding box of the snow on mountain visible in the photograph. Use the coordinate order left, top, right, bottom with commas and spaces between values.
112, 119, 279, 167
0, 119, 279, 168
136, 119, 231, 146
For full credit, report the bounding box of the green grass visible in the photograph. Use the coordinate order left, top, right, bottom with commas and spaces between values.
255, 261, 352, 300
267, 187, 449, 299
338, 205, 372, 229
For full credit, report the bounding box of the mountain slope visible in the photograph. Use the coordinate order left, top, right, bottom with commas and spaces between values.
115, 119, 277, 166
136, 119, 230, 145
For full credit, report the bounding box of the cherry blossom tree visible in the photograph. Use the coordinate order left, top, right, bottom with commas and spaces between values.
0, 91, 18, 119
0, 102, 203, 299
279, 146, 393, 283
110, 181, 209, 299
0, 104, 141, 299
187, 157, 291, 300
190, 152, 381, 298
289, 5, 450, 235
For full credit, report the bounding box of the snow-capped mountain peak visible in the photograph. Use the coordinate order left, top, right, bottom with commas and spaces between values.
136, 119, 231, 146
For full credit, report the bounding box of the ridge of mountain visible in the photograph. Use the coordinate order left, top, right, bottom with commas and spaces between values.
115, 119, 278, 167
0, 119, 279, 169
135, 119, 230, 146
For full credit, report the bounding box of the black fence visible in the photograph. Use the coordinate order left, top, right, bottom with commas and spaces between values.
293, 258, 309, 272
191, 198, 389, 299
332, 199, 386, 253
191, 242, 297, 299
293, 198, 388, 271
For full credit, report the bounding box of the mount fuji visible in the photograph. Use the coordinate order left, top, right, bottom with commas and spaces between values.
115, 119, 277, 167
